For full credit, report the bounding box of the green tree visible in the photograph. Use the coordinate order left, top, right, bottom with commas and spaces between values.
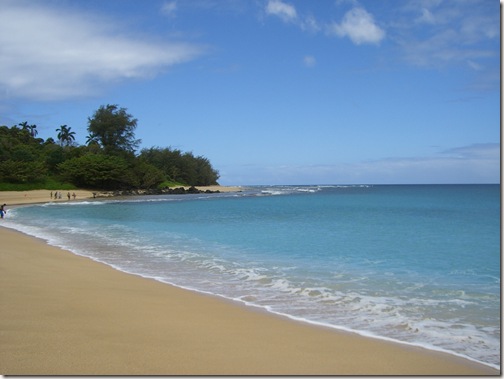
58, 154, 131, 189
139, 147, 219, 186
194, 156, 220, 186
139, 147, 183, 181
87, 104, 141, 155
0, 160, 46, 183
11, 145, 36, 162
42, 144, 65, 174
130, 160, 166, 189
56, 125, 76, 147
19, 121, 38, 137
1, 116, 220, 190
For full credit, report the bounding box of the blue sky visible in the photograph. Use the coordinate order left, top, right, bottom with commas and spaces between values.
0, 0, 500, 185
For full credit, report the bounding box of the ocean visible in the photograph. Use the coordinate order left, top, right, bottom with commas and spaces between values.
4, 184, 500, 369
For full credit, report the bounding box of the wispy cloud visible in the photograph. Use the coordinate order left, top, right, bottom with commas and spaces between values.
0, 1, 205, 101
264, 0, 321, 33
265, 0, 298, 23
355, 143, 500, 184
440, 143, 500, 160
303, 55, 317, 68
161, 1, 177, 17
168, 0, 250, 15
226, 143, 500, 185
300, 15, 321, 33
261, 0, 498, 85
399, 29, 496, 68
415, 7, 436, 24
327, 6, 385, 45
395, 0, 498, 69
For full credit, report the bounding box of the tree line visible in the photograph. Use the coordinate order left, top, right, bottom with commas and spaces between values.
0, 104, 220, 190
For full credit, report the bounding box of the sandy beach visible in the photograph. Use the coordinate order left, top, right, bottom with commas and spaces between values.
0, 186, 242, 206
0, 192, 499, 375
0, 189, 96, 206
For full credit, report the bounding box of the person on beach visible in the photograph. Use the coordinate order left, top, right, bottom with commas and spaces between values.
67, 192, 71, 200
72, 192, 76, 200
1, 204, 6, 219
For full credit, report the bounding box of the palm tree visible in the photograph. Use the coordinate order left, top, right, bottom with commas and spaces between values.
19, 121, 38, 137
86, 133, 98, 145
56, 125, 76, 147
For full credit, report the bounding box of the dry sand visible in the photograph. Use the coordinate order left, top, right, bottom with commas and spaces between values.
0, 189, 95, 206
0, 191, 499, 375
188, 185, 243, 193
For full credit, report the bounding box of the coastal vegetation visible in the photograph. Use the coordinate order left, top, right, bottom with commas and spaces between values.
0, 104, 220, 191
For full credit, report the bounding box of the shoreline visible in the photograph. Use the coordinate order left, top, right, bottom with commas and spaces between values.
0, 186, 243, 206
0, 225, 498, 375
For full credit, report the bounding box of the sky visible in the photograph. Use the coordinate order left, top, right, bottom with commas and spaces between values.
0, 0, 500, 185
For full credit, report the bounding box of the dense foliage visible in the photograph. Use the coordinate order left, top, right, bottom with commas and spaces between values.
0, 104, 220, 190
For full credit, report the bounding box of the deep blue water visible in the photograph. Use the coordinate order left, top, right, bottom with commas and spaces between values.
5, 184, 500, 368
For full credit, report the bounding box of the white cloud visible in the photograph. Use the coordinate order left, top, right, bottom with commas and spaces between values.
266, 0, 297, 23
265, 1, 322, 34
328, 7, 385, 45
0, 2, 204, 101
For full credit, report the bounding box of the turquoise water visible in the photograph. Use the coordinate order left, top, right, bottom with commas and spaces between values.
5, 185, 500, 368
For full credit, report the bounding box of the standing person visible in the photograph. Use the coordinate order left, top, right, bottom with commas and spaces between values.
50, 191, 53, 199
0, 204, 6, 219
72, 192, 76, 200
67, 192, 71, 200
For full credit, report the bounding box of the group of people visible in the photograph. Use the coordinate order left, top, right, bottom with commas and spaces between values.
51, 191, 76, 200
